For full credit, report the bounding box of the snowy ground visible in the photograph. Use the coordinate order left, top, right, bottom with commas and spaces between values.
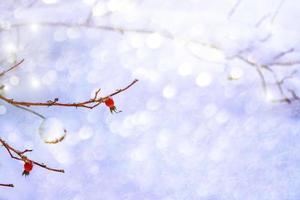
1, 0, 300, 199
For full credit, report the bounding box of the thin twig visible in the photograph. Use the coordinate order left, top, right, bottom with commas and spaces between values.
0, 183, 14, 187
0, 138, 65, 173
0, 59, 24, 77
11, 22, 153, 35
270, 0, 286, 24
0, 79, 138, 109
273, 48, 294, 60
13, 105, 46, 119
228, 0, 243, 19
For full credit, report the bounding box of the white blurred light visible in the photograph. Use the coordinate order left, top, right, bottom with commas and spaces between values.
156, 133, 170, 150
135, 111, 153, 126
146, 98, 161, 111
30, 76, 41, 89
146, 33, 163, 49
107, 0, 135, 12
9, 75, 20, 86
196, 72, 212, 87
2, 84, 10, 92
215, 111, 229, 124
265, 90, 274, 102
136, 48, 147, 59
122, 115, 136, 130
128, 34, 144, 48
132, 68, 160, 82
107, 0, 121, 11
109, 120, 121, 134
163, 85, 176, 99
229, 67, 244, 80
42, 70, 57, 86
52, 149, 72, 165
130, 147, 147, 161
188, 43, 225, 62
177, 63, 193, 76
30, 23, 39, 32
174, 38, 187, 48
78, 125, 94, 140
67, 28, 81, 39
0, 20, 11, 30
0, 105, 7, 115
189, 26, 204, 38
42, 0, 59, 4
8, 131, 19, 143
92, 2, 107, 17
82, 0, 96, 5
4, 43, 17, 54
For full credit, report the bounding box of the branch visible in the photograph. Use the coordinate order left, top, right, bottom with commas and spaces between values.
270, 0, 286, 24
0, 183, 14, 188
0, 59, 24, 77
0, 79, 138, 109
11, 22, 153, 35
5, 20, 298, 105
227, 0, 244, 19
0, 138, 65, 173
13, 105, 46, 119
273, 48, 294, 60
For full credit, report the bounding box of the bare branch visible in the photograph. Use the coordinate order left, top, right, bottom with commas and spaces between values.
0, 79, 138, 109
13, 105, 46, 119
0, 138, 65, 173
269, 61, 300, 67
10, 22, 153, 35
270, 0, 286, 24
0, 183, 14, 187
228, 0, 244, 19
0, 59, 24, 77
255, 13, 272, 27
273, 48, 294, 60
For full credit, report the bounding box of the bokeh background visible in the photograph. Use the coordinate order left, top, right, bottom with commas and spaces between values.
1, 0, 300, 199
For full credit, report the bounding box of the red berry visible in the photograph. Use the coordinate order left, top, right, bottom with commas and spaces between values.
104, 97, 121, 114
22, 161, 33, 176
24, 161, 33, 171
104, 98, 114, 108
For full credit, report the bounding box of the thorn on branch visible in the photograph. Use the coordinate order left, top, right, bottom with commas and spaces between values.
19, 149, 33, 155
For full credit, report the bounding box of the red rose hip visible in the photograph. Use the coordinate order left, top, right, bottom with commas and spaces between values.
22, 160, 33, 176
104, 97, 121, 114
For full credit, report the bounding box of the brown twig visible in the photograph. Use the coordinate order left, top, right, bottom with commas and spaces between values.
0, 59, 24, 77
3, 13, 298, 107
0, 183, 14, 187
0, 138, 65, 174
0, 79, 138, 109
